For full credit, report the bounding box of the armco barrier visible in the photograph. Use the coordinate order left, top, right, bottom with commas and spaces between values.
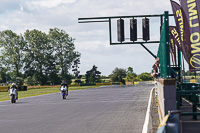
157, 110, 181, 133
25, 82, 122, 90
80, 84, 96, 86
80, 82, 121, 86
96, 83, 112, 86
112, 82, 121, 85
0, 86, 9, 92
68, 84, 80, 87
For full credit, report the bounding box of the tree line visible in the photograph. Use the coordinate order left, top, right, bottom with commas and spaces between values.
84, 66, 153, 84
0, 28, 80, 85
0, 28, 152, 86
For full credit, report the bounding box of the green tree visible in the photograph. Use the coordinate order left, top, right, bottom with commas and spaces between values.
0, 67, 7, 83
191, 76, 195, 79
110, 67, 126, 84
48, 28, 81, 82
0, 28, 81, 85
127, 67, 133, 73
85, 65, 101, 83
23, 29, 50, 85
126, 67, 137, 82
136, 72, 153, 81
0, 30, 25, 77
24, 75, 39, 86
72, 57, 81, 79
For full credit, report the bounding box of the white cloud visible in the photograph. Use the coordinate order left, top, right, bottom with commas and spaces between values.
26, 0, 76, 8
0, 0, 184, 76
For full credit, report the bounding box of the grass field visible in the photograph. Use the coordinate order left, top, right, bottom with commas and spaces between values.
0, 86, 99, 101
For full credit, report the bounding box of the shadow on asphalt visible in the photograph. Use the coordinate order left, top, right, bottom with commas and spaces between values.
15, 101, 29, 104
65, 97, 78, 100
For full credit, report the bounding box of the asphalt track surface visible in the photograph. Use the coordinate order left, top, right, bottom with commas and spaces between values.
0, 85, 153, 133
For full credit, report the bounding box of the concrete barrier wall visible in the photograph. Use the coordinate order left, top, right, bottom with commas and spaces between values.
156, 78, 177, 121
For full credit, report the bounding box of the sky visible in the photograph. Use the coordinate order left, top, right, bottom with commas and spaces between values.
0, 0, 181, 76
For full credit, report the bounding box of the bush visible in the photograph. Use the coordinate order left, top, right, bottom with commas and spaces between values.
24, 76, 39, 86
136, 72, 153, 81
126, 73, 137, 82
110, 67, 126, 84
74, 79, 82, 84
191, 76, 195, 79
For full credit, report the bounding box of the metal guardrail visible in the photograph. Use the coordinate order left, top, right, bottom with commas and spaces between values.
157, 110, 181, 133
157, 115, 170, 133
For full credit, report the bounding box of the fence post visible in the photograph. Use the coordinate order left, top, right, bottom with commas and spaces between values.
158, 11, 171, 79
163, 11, 171, 78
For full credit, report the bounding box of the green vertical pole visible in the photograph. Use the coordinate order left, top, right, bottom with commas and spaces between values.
163, 11, 171, 78
178, 49, 183, 106
180, 52, 183, 79
178, 49, 182, 82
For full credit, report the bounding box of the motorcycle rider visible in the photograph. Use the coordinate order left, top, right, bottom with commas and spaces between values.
61, 81, 68, 88
60, 81, 68, 95
10, 83, 18, 100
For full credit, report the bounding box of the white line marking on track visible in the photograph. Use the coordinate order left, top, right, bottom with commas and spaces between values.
142, 87, 155, 133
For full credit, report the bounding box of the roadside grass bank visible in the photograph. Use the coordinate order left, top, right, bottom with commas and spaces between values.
150, 89, 159, 133
0, 86, 99, 101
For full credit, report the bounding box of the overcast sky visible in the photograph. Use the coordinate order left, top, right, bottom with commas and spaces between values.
0, 0, 181, 76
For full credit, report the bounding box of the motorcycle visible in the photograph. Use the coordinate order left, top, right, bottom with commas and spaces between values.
60, 86, 68, 99
9, 87, 17, 103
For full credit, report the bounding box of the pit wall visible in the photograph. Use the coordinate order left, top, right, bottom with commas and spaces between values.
156, 78, 177, 121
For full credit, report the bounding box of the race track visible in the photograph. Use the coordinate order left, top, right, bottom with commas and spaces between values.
0, 85, 153, 133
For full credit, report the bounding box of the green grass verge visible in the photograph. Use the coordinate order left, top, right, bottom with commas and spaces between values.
0, 86, 99, 101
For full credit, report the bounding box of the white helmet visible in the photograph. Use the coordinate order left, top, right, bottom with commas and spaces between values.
12, 83, 16, 86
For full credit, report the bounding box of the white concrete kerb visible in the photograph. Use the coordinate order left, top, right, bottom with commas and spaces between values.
142, 87, 155, 133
